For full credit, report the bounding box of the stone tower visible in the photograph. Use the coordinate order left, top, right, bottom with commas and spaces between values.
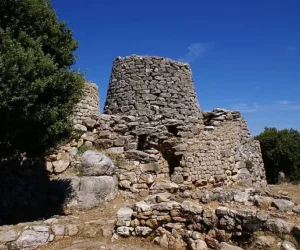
104, 55, 203, 125
73, 82, 100, 124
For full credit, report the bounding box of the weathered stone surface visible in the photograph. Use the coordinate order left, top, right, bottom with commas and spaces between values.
52, 159, 70, 174
135, 226, 152, 236
66, 225, 79, 236
265, 219, 294, 234
81, 151, 115, 176
219, 242, 244, 250
116, 226, 134, 237
134, 201, 152, 212
182, 201, 203, 214
15, 230, 51, 249
140, 163, 160, 172
74, 124, 87, 132
156, 192, 172, 202
117, 207, 133, 222
292, 205, 300, 214
255, 196, 274, 208
272, 199, 295, 211
193, 240, 208, 250
75, 176, 118, 209
125, 150, 158, 163
282, 241, 297, 250
51, 225, 65, 236
0, 230, 19, 242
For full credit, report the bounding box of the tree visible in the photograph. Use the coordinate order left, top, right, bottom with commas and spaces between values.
0, 0, 84, 155
255, 127, 300, 183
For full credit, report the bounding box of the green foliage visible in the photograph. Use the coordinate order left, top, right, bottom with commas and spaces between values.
0, 0, 84, 155
255, 127, 300, 183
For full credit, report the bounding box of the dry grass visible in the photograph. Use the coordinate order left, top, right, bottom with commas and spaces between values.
269, 183, 300, 204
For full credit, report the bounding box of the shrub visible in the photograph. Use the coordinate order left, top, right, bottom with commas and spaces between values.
0, 0, 84, 155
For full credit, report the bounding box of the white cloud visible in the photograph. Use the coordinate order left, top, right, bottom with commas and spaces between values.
178, 43, 209, 62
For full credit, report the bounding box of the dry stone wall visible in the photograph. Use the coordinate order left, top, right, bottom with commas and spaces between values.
45, 55, 267, 198
104, 55, 203, 125
115, 190, 300, 250
171, 109, 267, 188
73, 82, 100, 124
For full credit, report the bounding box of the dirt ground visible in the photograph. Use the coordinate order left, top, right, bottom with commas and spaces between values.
269, 183, 300, 204
32, 184, 300, 249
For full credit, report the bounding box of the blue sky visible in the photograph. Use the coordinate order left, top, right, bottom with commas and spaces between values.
51, 0, 300, 135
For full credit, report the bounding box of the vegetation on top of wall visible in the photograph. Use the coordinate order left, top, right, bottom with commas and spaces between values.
0, 0, 84, 155
255, 127, 300, 184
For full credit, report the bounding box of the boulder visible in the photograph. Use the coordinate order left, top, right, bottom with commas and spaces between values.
81, 151, 115, 176
75, 176, 118, 209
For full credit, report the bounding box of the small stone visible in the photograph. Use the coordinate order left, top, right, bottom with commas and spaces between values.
134, 201, 152, 212
44, 218, 58, 224
292, 205, 300, 214
116, 226, 134, 237
68, 147, 78, 157
31, 226, 50, 232
74, 124, 87, 132
282, 241, 297, 250
182, 200, 203, 214
219, 242, 244, 250
194, 240, 208, 250
52, 160, 70, 174
51, 225, 65, 236
46, 162, 53, 173
156, 192, 171, 202
66, 224, 79, 236
135, 226, 152, 236
77, 139, 84, 147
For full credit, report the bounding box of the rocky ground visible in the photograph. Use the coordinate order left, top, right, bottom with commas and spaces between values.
1, 184, 300, 250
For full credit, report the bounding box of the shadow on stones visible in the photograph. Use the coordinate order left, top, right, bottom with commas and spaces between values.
0, 151, 72, 226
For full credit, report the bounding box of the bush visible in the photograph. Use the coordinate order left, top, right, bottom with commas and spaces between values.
255, 127, 300, 184
0, 0, 84, 155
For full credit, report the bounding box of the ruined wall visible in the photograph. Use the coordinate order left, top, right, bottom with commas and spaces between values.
104, 55, 203, 125
46, 56, 266, 199
73, 82, 100, 124
171, 109, 267, 188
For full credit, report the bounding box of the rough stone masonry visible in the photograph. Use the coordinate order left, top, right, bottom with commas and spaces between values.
42, 55, 267, 210
100, 55, 266, 190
